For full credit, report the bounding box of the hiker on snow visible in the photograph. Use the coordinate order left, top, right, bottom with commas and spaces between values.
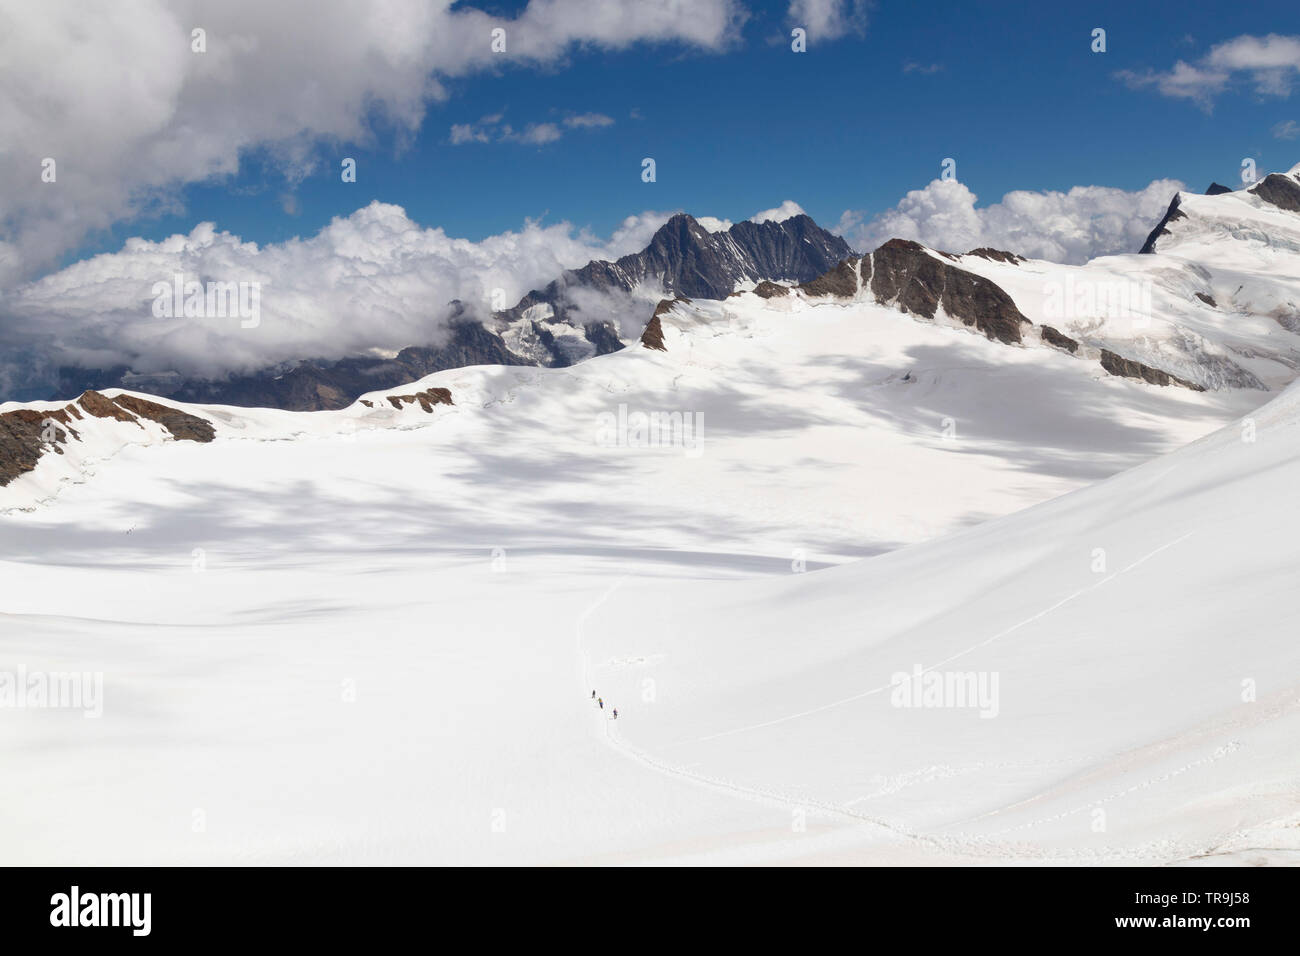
612, 709, 618, 720
598, 698, 604, 709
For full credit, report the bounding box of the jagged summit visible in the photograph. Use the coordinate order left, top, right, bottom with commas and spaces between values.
498, 211, 850, 320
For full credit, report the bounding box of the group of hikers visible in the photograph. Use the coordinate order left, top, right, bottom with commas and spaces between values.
591, 690, 617, 720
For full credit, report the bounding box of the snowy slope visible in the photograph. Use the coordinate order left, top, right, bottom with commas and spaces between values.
948, 165, 1300, 391
2, 293, 1255, 558
0, 288, 1290, 866
3, 178, 1299, 865
585, 379, 1300, 864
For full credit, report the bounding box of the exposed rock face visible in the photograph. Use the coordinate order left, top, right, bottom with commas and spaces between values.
869, 239, 1028, 344
1139, 194, 1187, 254
752, 280, 791, 298
798, 257, 862, 298
384, 387, 453, 412
1100, 350, 1205, 390
78, 389, 138, 422
504, 212, 851, 320
1205, 182, 1233, 195
1250, 172, 1300, 213
1040, 326, 1079, 353
0, 390, 214, 488
639, 298, 687, 351
112, 394, 217, 442
966, 247, 1026, 265
792, 240, 1029, 344
1195, 292, 1218, 308
640, 316, 666, 351
0, 409, 77, 486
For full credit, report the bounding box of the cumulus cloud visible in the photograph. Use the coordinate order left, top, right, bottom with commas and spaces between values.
749, 200, 807, 223
1118, 33, 1300, 109
838, 178, 1186, 265
0, 0, 745, 282
696, 216, 735, 232
0, 203, 674, 396
786, 0, 868, 42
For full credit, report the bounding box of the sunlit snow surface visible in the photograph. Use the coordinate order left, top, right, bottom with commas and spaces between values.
2, 251, 1297, 864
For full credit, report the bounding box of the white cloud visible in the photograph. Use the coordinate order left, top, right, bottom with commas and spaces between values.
509, 122, 564, 145
1273, 119, 1300, 140
451, 112, 611, 146
563, 112, 615, 128
902, 62, 943, 75
0, 0, 745, 282
838, 178, 1186, 265
0, 203, 674, 395
1118, 33, 1300, 108
450, 123, 492, 145
786, 0, 868, 42
749, 200, 806, 224
695, 216, 734, 232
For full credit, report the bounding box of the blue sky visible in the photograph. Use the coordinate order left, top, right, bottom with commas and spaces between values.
69, 0, 1300, 263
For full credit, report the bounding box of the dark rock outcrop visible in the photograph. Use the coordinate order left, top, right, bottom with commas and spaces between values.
752, 281, 791, 298
1139, 194, 1187, 254
1195, 292, 1217, 308
640, 316, 666, 351
1, 391, 214, 488
1040, 326, 1079, 353
639, 298, 687, 352
798, 257, 863, 298
1205, 182, 1233, 195
869, 239, 1028, 344
1250, 173, 1300, 213
0, 408, 76, 486
966, 247, 1026, 265
384, 387, 453, 412
111, 393, 216, 442
1099, 350, 1204, 390
504, 212, 851, 321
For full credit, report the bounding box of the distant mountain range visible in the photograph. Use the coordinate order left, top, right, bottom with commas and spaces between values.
41, 213, 851, 411
8, 162, 1300, 501
20, 165, 1300, 414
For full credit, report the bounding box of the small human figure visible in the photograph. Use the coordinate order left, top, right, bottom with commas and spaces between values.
598, 698, 604, 710
612, 709, 618, 720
